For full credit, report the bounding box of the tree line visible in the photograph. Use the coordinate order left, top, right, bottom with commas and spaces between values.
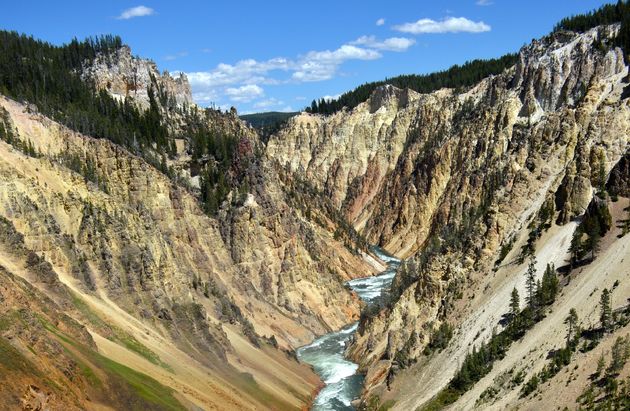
521, 285, 629, 404
420, 259, 561, 409
306, 54, 517, 115
569, 198, 612, 266
0, 30, 247, 217
554, 0, 630, 58
0, 30, 172, 153
309, 1, 630, 117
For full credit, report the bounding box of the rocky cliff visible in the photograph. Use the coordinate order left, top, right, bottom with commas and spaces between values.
0, 38, 380, 407
268, 24, 630, 410
354, 25, 630, 410
81, 45, 193, 109
266, 86, 419, 232
269, 26, 628, 258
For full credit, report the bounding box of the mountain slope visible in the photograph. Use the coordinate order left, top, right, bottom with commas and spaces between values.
0, 36, 380, 408
267, 22, 630, 410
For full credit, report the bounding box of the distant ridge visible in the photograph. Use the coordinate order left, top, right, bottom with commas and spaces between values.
240, 111, 299, 128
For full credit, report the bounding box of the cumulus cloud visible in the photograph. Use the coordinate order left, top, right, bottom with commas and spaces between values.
191, 90, 218, 104
187, 58, 289, 90
350, 35, 415, 52
117, 5, 155, 20
225, 84, 265, 102
376, 18, 385, 26
187, 43, 382, 97
476, 0, 493, 6
393, 16, 491, 34
322, 94, 341, 102
186, 34, 417, 108
292, 45, 381, 82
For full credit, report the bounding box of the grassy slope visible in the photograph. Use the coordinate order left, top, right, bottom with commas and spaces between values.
0, 267, 186, 411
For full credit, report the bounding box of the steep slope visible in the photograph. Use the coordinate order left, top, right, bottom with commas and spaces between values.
267, 23, 630, 410
0, 219, 198, 411
348, 25, 630, 410
0, 96, 317, 409
266, 86, 419, 229
0, 39, 378, 407
268, 26, 628, 258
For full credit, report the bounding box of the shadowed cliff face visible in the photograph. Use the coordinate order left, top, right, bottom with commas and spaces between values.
267, 25, 630, 408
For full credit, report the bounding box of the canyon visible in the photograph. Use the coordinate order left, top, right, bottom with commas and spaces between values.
1, 8, 630, 411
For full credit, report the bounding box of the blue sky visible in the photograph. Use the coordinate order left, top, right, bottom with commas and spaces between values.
1, 1, 613, 114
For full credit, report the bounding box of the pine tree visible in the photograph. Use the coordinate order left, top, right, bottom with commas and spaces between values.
540, 263, 559, 305
598, 155, 607, 194
586, 218, 602, 260
600, 288, 613, 332
565, 308, 579, 347
608, 336, 629, 374
510, 287, 520, 321
596, 353, 606, 377
569, 227, 583, 266
525, 256, 537, 309
623, 206, 630, 237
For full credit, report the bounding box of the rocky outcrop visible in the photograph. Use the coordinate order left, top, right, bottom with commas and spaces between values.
607, 149, 630, 196
81, 45, 192, 109
266, 85, 419, 230
268, 25, 628, 259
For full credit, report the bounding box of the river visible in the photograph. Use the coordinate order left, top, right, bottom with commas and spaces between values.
296, 247, 401, 410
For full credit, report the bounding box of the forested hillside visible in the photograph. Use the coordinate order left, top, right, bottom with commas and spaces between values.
305, 1, 630, 116
305, 54, 517, 115
0, 30, 252, 217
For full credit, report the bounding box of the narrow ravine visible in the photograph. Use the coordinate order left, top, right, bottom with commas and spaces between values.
297, 247, 401, 410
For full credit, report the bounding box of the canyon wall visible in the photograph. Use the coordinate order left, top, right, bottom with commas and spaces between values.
268, 24, 630, 409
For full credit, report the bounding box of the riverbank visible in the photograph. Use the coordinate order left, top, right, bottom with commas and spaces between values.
297, 247, 401, 410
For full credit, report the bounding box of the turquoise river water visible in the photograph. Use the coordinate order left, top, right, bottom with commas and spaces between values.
296, 248, 400, 410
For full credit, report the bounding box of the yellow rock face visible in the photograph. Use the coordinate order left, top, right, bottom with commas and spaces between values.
268, 25, 630, 408
0, 92, 376, 409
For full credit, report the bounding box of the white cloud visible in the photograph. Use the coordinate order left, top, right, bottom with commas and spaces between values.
185, 34, 416, 107
117, 5, 155, 20
191, 90, 218, 104
376, 18, 385, 26
393, 16, 491, 34
350, 36, 415, 52
253, 98, 283, 109
164, 51, 188, 61
187, 58, 289, 90
476, 0, 493, 6
291, 45, 381, 82
322, 94, 341, 102
188, 44, 381, 90
225, 84, 265, 102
